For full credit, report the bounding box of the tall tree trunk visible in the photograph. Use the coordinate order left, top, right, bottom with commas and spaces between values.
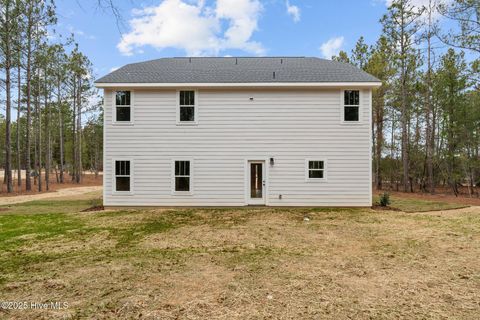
45, 69, 50, 191
401, 83, 409, 191
25, 9, 32, 192
390, 111, 396, 190
16, 52, 21, 188
4, 1, 13, 193
33, 124, 37, 186
35, 69, 42, 192
58, 79, 64, 183
431, 94, 437, 191
400, 7, 410, 192
375, 93, 384, 190
5, 62, 13, 193
94, 131, 99, 178
475, 139, 479, 197
76, 76, 82, 183
72, 77, 77, 181
425, 0, 435, 194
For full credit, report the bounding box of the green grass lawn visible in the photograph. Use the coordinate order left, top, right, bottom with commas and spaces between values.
0, 195, 478, 319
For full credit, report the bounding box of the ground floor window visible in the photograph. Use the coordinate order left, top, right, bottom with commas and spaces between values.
115, 160, 130, 191
175, 160, 191, 192
306, 159, 326, 181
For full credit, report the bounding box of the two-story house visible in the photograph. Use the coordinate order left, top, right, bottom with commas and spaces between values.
95, 57, 381, 207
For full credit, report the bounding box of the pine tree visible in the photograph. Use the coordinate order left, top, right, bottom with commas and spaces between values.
332, 51, 351, 64
420, 0, 441, 193
0, 0, 21, 193
434, 49, 469, 195
439, 0, 480, 53
366, 36, 395, 190
381, 0, 423, 192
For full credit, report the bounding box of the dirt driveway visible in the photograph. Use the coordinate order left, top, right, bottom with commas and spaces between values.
0, 186, 102, 206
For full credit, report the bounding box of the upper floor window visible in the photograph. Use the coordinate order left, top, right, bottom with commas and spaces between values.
115, 160, 131, 192
344, 90, 359, 122
178, 90, 197, 124
115, 91, 131, 122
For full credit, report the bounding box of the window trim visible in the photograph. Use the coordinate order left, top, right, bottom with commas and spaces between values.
112, 90, 134, 125
112, 159, 134, 195
341, 89, 361, 124
171, 158, 194, 195
305, 159, 327, 182
176, 89, 198, 126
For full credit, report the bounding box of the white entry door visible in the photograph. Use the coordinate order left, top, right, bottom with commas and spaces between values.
247, 161, 266, 205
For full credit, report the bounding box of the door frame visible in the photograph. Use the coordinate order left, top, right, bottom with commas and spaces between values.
244, 158, 269, 205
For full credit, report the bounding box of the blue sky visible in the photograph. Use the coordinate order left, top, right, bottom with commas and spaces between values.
56, 0, 386, 77
52, 0, 460, 79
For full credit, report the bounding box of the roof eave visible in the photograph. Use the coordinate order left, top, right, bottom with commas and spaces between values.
95, 82, 383, 89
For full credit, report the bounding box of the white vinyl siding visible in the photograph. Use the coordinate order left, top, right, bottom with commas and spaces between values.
103, 88, 372, 206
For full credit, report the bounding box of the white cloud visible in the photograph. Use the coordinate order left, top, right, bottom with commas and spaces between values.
216, 0, 264, 54
286, 1, 300, 23
118, 0, 264, 56
319, 36, 345, 59
109, 66, 120, 72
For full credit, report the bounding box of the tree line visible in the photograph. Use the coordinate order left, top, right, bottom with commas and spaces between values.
334, 0, 479, 196
0, 0, 103, 193
1, 0, 478, 196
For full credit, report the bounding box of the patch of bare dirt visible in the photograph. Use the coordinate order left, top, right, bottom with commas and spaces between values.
0, 173, 102, 197
371, 205, 401, 211
82, 205, 105, 212
419, 205, 480, 216
0, 186, 102, 206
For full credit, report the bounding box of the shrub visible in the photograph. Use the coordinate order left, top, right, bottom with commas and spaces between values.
379, 192, 391, 207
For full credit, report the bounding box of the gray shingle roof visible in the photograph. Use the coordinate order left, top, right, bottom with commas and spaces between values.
96, 57, 380, 84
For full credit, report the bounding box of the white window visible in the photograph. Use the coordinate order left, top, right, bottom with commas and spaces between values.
306, 159, 327, 181
173, 160, 192, 194
114, 160, 131, 192
177, 90, 197, 125
115, 91, 132, 123
343, 90, 360, 122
